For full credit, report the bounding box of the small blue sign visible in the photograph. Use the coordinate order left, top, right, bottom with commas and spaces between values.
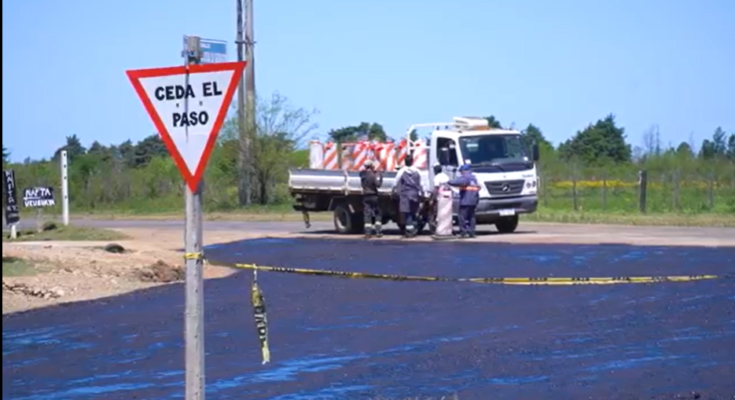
183, 36, 228, 64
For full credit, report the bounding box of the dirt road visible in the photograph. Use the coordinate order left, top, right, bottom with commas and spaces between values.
15, 217, 735, 246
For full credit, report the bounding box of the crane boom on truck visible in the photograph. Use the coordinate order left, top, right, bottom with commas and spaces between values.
289, 116, 541, 235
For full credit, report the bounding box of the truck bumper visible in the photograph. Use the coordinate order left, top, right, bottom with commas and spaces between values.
452, 195, 538, 224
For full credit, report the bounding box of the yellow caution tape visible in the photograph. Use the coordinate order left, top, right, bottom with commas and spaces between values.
250, 269, 271, 364
235, 263, 720, 364
232, 263, 719, 286
183, 252, 205, 261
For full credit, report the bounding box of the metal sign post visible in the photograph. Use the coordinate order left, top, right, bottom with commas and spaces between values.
126, 41, 245, 400
183, 35, 205, 400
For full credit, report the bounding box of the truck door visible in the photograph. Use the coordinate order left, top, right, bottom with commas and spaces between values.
429, 133, 460, 190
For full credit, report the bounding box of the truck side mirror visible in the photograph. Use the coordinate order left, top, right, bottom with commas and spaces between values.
532, 142, 540, 162
439, 147, 451, 165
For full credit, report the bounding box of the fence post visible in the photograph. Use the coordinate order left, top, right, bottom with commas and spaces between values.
572, 166, 579, 212
541, 174, 548, 208
60, 150, 70, 226
672, 169, 680, 212
707, 171, 715, 210
601, 171, 607, 211
638, 169, 647, 213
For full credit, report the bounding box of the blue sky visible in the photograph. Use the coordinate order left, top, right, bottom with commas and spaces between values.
3, 0, 734, 162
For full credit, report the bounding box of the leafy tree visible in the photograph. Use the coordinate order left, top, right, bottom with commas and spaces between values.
132, 134, 168, 168
328, 122, 387, 143
484, 115, 502, 129
727, 133, 735, 160
88, 141, 105, 155
522, 124, 553, 153
88, 141, 117, 163
54, 134, 87, 161
73, 153, 102, 200
675, 141, 694, 159
712, 127, 728, 157
699, 139, 716, 160
218, 92, 318, 204
118, 140, 136, 168
558, 114, 631, 165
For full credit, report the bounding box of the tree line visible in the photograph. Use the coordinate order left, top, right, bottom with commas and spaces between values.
2, 91, 734, 214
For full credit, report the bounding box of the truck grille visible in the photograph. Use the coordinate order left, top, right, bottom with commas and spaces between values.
485, 180, 524, 196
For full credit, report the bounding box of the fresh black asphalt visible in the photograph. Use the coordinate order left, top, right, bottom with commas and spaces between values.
3, 238, 735, 399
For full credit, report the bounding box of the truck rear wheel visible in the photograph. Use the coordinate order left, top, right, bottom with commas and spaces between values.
333, 204, 363, 234
495, 215, 519, 234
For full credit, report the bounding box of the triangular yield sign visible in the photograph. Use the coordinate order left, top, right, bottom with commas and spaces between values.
126, 61, 246, 192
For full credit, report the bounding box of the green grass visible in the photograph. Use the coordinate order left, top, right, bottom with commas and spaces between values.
3, 224, 129, 242
539, 180, 735, 215
2, 256, 39, 277
525, 209, 735, 227
18, 188, 735, 228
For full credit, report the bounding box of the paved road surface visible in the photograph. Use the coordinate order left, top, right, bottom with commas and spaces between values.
4, 237, 735, 399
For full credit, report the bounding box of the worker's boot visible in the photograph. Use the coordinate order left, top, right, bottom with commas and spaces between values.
364, 224, 373, 239
375, 223, 383, 238
403, 225, 414, 239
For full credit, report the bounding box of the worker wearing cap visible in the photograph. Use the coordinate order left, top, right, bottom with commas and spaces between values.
360, 159, 383, 238
448, 163, 480, 238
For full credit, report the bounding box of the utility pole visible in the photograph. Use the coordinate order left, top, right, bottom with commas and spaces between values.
236, 0, 251, 206
244, 0, 256, 196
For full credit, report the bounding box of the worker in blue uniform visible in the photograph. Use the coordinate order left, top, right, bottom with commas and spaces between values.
448, 163, 480, 238
394, 154, 423, 238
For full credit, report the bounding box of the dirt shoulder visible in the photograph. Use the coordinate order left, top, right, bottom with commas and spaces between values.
2, 228, 260, 315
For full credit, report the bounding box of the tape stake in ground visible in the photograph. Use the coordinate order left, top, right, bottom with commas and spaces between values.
250, 269, 271, 365
233, 263, 719, 286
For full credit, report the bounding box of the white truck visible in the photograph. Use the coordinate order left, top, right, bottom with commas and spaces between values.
288, 117, 540, 234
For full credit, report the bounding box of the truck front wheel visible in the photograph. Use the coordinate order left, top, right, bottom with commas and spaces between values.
495, 215, 519, 234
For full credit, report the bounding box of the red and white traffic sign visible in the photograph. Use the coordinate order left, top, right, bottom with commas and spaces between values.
126, 61, 246, 192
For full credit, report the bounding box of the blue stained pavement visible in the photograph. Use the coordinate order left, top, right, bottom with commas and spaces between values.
3, 239, 735, 399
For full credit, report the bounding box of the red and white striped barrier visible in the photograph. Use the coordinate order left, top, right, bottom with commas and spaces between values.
323, 141, 339, 170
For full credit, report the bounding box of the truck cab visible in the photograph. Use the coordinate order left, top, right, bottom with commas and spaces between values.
418, 117, 540, 233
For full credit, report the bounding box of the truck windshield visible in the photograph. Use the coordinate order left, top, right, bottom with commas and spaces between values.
458, 134, 529, 165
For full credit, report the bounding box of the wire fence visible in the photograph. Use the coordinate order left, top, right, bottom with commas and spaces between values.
539, 164, 735, 214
